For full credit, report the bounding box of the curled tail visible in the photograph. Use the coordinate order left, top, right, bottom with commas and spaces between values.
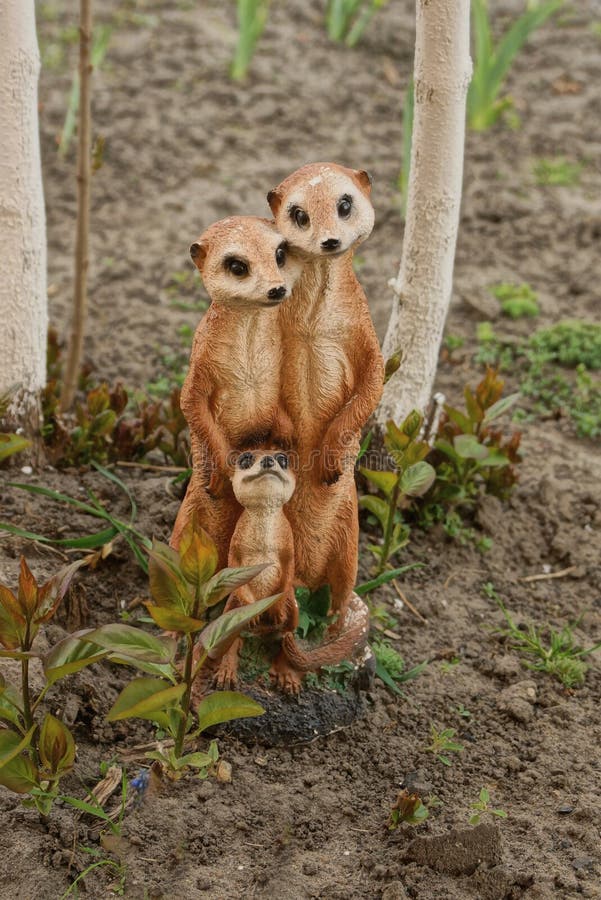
281, 593, 369, 672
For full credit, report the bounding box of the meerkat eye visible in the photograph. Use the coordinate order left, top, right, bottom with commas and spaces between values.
337, 195, 353, 219
238, 452, 255, 469
275, 244, 287, 268
275, 453, 288, 470
291, 207, 310, 229
226, 258, 249, 277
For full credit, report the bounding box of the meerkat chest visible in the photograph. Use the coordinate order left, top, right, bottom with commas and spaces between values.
211, 320, 281, 434
233, 512, 289, 593
281, 292, 355, 426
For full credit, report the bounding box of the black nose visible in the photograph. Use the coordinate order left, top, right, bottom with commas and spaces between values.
267, 286, 286, 300
321, 238, 341, 251
260, 455, 276, 469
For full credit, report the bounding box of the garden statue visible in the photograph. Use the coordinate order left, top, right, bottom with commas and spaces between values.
172, 163, 384, 700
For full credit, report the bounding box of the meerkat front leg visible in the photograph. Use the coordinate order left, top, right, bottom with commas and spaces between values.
213, 636, 243, 690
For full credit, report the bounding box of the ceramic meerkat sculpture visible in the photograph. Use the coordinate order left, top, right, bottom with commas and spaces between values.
213, 449, 303, 694
266, 162, 384, 630
171, 217, 301, 566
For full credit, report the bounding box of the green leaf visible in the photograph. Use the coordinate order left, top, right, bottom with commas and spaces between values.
358, 495, 390, 531
0, 752, 38, 793
0, 725, 35, 769
444, 406, 473, 433
39, 714, 75, 774
401, 410, 422, 438
85, 623, 176, 663
196, 691, 264, 734
36, 557, 90, 623
453, 434, 489, 460
43, 632, 109, 686
359, 467, 397, 497
202, 564, 269, 607
59, 794, 114, 822
0, 685, 22, 729
482, 392, 520, 425
179, 518, 219, 590
375, 658, 402, 694
0, 434, 31, 463
0, 522, 118, 549
479, 449, 510, 468
399, 461, 436, 497
355, 564, 422, 596
172, 750, 215, 770
198, 594, 281, 656
148, 541, 191, 613
145, 605, 205, 634
0, 584, 25, 649
106, 678, 186, 722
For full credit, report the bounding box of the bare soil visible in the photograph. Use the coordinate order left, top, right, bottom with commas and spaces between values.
0, 1, 600, 898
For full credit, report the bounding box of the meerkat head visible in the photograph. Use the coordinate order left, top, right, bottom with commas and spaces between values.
189, 216, 301, 310
231, 450, 295, 510
266, 163, 374, 259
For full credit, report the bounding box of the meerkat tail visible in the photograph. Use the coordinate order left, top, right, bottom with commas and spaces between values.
281, 601, 369, 672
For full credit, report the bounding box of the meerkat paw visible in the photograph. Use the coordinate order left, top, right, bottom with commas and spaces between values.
213, 660, 239, 690
269, 657, 303, 695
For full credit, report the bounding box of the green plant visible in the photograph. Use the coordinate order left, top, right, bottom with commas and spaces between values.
230, 0, 270, 81
490, 282, 540, 319
389, 789, 429, 829
430, 367, 522, 508
533, 156, 583, 186
474, 322, 516, 370
85, 516, 278, 773
528, 321, 601, 370
468, 0, 562, 130
489, 588, 601, 688
295, 585, 332, 640
0, 557, 104, 814
0, 391, 31, 463
424, 724, 464, 766
469, 787, 507, 826
0, 463, 152, 572
360, 411, 436, 573
372, 640, 427, 695
326, 0, 390, 46
59, 24, 112, 157
444, 333, 466, 355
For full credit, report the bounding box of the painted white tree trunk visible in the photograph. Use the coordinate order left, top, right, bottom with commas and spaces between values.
377, 0, 472, 426
0, 0, 47, 436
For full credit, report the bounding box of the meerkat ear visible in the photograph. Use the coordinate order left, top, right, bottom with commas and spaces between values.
354, 169, 373, 194
267, 188, 283, 216
190, 240, 207, 269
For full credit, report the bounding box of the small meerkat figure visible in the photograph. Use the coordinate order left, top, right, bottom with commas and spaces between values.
214, 449, 302, 694
171, 216, 301, 567
266, 163, 384, 630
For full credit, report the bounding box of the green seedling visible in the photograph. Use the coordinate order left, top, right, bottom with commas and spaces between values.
431, 367, 522, 508
388, 789, 429, 829
0, 556, 104, 815
529, 321, 601, 370
491, 282, 540, 319
440, 656, 461, 675
444, 334, 466, 356
468, 0, 562, 130
455, 704, 472, 719
0, 390, 31, 463
295, 585, 332, 641
326, 0, 391, 47
59, 24, 112, 157
0, 463, 152, 573
534, 157, 583, 186
425, 724, 464, 766
469, 787, 508, 825
360, 410, 436, 574
474, 322, 516, 370
230, 0, 270, 81
84, 515, 278, 773
490, 590, 601, 688
61, 851, 126, 898
373, 640, 427, 695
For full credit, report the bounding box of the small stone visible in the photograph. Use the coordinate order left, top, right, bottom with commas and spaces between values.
197, 877, 212, 891
558, 804, 574, 815
381, 882, 408, 900
255, 755, 268, 767
216, 760, 232, 783
20, 465, 33, 475
572, 857, 594, 871
497, 680, 537, 723
51, 850, 63, 869
302, 862, 318, 876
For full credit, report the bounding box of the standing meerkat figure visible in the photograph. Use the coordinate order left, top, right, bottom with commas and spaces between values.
214, 449, 302, 694
267, 163, 384, 629
171, 217, 301, 565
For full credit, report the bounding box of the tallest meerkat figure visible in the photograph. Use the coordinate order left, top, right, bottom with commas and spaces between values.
267, 162, 384, 629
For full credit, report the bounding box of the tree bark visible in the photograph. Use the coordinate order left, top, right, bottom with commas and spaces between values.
377, 0, 472, 427
60, 0, 92, 413
0, 0, 47, 440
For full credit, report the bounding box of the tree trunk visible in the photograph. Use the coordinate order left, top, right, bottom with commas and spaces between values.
377, 0, 472, 427
60, 0, 93, 413
0, 0, 47, 441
